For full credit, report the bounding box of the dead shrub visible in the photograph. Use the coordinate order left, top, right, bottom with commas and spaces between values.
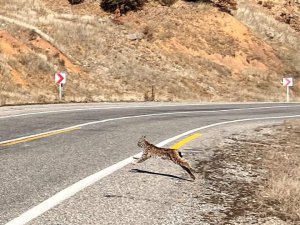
258, 0, 275, 9
159, 0, 178, 6
100, 0, 146, 14
19, 53, 52, 73
0, 54, 10, 74
142, 26, 154, 41
68, 0, 84, 4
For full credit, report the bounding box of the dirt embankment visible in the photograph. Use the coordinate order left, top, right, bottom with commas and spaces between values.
0, 0, 299, 105
0, 28, 86, 105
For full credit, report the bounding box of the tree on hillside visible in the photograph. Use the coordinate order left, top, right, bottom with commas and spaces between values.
100, 0, 238, 14
212, 0, 237, 11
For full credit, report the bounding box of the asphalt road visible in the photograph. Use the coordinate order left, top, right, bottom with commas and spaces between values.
0, 102, 300, 225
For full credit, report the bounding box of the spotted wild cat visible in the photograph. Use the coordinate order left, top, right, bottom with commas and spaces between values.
133, 136, 196, 180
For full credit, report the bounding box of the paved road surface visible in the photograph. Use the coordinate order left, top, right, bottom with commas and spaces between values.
0, 102, 299, 224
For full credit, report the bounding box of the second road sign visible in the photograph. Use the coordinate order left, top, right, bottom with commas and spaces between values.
283, 77, 293, 87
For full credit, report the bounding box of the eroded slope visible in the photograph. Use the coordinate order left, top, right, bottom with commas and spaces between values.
0, 0, 299, 104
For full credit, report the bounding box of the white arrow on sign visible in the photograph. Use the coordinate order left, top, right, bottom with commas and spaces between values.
283, 77, 293, 87
55, 72, 67, 85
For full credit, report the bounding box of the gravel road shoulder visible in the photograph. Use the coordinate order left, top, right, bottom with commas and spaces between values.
30, 120, 299, 225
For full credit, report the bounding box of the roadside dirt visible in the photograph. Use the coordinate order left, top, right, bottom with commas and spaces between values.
29, 120, 300, 225
192, 120, 300, 224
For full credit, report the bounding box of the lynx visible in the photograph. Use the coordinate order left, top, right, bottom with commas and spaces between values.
133, 136, 196, 180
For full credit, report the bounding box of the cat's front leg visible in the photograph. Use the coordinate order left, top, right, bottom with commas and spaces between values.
132, 155, 150, 165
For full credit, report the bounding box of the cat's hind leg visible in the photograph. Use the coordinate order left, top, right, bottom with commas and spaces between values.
180, 165, 196, 180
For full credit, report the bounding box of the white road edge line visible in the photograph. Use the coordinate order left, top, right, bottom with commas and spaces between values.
5, 114, 300, 225
0, 103, 298, 120
1, 105, 300, 145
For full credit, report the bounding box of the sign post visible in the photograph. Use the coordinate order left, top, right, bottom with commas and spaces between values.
55, 72, 67, 101
58, 83, 63, 101
282, 77, 293, 102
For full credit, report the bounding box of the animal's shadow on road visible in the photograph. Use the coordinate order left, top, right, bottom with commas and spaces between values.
130, 169, 192, 182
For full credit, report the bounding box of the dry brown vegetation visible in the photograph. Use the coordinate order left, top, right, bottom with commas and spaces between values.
234, 0, 300, 101
0, 0, 299, 105
259, 121, 300, 221
257, 0, 300, 32
192, 120, 300, 224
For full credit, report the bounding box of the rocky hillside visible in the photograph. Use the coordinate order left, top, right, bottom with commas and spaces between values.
0, 0, 299, 105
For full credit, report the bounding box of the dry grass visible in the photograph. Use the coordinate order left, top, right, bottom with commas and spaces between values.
0, 54, 10, 76
0, 0, 299, 104
259, 121, 300, 221
19, 53, 53, 74
235, 1, 300, 72
0, 54, 12, 105
262, 153, 300, 219
236, 1, 299, 48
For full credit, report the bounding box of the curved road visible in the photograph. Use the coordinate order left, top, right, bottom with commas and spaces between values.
1, 102, 300, 224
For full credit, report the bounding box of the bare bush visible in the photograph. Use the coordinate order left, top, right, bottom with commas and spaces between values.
258, 0, 275, 9
0, 54, 11, 77
100, 0, 146, 14
19, 53, 52, 73
159, 0, 178, 6
185, 0, 238, 11
68, 0, 84, 4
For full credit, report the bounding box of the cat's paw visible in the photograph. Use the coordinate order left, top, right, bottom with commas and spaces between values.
190, 175, 196, 181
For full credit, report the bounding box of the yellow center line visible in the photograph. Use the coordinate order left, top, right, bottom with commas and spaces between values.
171, 133, 202, 150
0, 127, 81, 147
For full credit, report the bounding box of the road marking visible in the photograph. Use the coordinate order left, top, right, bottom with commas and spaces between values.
5, 114, 300, 225
171, 133, 202, 149
0, 127, 80, 147
1, 105, 300, 146
0, 104, 299, 120
0, 103, 218, 119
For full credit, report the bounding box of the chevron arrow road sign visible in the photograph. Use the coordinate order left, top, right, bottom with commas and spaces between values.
55, 72, 67, 85
283, 77, 293, 87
